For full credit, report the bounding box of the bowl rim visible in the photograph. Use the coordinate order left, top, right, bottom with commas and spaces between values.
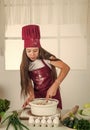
29, 98, 59, 107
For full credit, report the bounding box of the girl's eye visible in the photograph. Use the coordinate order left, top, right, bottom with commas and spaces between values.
26, 50, 38, 53
33, 50, 38, 52
26, 48, 39, 53
27, 50, 31, 53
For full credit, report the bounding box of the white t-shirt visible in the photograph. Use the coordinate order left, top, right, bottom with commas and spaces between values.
29, 59, 51, 71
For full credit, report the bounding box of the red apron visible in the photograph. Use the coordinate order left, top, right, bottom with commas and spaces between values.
29, 60, 62, 109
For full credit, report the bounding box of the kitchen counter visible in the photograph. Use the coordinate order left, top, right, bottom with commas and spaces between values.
0, 127, 72, 130
0, 118, 73, 130
0, 109, 72, 130
0, 123, 72, 130
0, 126, 71, 130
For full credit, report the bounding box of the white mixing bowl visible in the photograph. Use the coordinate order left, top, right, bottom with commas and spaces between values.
29, 98, 59, 116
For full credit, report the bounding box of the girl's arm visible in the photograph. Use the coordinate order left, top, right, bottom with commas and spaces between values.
51, 59, 70, 85
46, 59, 70, 99
22, 82, 35, 108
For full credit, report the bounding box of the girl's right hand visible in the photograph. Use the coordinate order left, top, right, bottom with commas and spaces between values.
22, 92, 35, 108
22, 97, 31, 108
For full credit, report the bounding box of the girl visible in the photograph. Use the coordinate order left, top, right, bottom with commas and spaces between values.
20, 25, 70, 109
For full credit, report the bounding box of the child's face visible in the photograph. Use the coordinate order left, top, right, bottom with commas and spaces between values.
26, 47, 39, 61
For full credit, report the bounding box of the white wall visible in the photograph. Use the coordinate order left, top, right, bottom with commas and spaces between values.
0, 58, 23, 110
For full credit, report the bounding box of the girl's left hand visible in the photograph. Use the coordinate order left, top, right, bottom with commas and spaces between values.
46, 83, 58, 99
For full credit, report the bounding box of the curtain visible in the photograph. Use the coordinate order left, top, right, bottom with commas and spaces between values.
0, 0, 5, 56
4, 0, 89, 25
0, 0, 90, 55
87, 0, 90, 55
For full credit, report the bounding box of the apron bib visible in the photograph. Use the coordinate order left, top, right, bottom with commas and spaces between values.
29, 60, 62, 109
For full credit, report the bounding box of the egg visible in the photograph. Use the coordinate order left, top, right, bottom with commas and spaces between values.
53, 116, 60, 127
35, 117, 41, 127
41, 117, 47, 127
47, 117, 53, 127
28, 116, 35, 127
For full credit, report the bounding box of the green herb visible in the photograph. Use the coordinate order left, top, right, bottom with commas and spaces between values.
62, 115, 90, 130
78, 109, 83, 115
77, 119, 90, 130
1, 111, 30, 130
0, 99, 10, 119
61, 117, 71, 126
0, 99, 10, 113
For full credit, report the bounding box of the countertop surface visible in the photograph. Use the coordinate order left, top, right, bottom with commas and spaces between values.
0, 126, 71, 130
0, 123, 72, 130
0, 109, 72, 130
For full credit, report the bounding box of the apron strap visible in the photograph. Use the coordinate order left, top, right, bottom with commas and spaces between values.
41, 59, 51, 69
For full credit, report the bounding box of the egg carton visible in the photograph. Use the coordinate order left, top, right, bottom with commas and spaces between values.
28, 116, 60, 127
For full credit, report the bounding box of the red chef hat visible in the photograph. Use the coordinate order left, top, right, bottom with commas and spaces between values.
22, 25, 41, 48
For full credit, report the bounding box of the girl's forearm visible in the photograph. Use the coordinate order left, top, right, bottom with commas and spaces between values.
55, 65, 70, 87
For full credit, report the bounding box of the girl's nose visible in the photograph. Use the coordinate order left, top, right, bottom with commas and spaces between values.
30, 51, 35, 56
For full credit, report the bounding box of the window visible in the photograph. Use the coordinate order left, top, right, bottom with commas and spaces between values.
5, 24, 87, 70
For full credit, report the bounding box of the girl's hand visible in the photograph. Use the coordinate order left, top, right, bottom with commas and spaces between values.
22, 92, 35, 108
46, 82, 59, 99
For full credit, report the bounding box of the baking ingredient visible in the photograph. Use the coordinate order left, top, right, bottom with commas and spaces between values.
1, 111, 30, 130
35, 99, 48, 105
53, 116, 60, 127
41, 117, 47, 127
28, 116, 35, 126
35, 117, 40, 127
47, 117, 53, 127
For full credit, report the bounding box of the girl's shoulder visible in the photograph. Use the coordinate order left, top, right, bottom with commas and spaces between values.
43, 59, 50, 64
